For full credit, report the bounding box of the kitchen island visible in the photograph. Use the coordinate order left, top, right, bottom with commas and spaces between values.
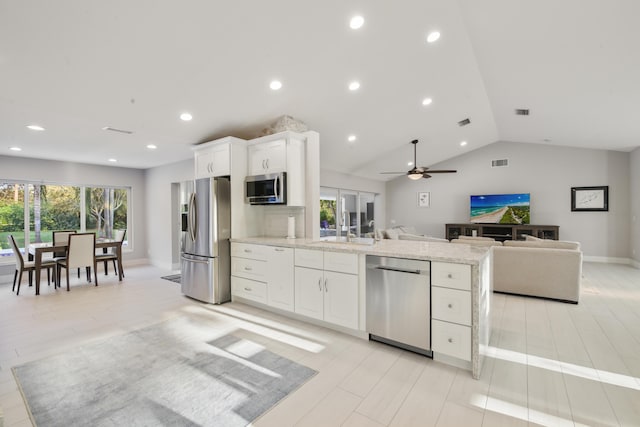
230, 237, 492, 379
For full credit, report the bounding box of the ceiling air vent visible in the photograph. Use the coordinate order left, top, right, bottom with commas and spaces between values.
457, 118, 471, 127
515, 109, 530, 116
491, 159, 509, 168
102, 126, 133, 134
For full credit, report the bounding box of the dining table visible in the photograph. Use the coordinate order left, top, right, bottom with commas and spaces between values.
28, 239, 124, 295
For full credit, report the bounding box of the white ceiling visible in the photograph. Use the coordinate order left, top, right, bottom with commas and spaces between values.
1, 0, 638, 181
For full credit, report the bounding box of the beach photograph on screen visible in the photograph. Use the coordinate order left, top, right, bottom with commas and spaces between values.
470, 193, 530, 224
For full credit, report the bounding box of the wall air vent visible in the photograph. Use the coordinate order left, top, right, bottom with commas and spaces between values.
102, 126, 134, 134
515, 109, 530, 116
457, 118, 471, 127
491, 159, 509, 168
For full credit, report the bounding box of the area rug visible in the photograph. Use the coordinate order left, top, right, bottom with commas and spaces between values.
160, 274, 181, 284
12, 317, 317, 427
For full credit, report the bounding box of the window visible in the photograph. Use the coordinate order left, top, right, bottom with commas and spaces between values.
319, 187, 376, 240
0, 181, 130, 260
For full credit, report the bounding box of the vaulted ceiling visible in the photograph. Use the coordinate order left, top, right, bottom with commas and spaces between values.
1, 1, 638, 181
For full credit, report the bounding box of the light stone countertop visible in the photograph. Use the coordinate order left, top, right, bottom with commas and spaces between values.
231, 237, 490, 265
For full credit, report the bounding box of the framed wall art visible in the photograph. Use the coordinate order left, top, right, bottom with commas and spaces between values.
571, 186, 608, 212
417, 191, 430, 208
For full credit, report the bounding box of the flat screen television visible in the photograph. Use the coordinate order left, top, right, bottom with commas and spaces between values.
470, 193, 530, 224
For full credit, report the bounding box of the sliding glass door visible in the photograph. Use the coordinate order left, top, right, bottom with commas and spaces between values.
319, 187, 376, 240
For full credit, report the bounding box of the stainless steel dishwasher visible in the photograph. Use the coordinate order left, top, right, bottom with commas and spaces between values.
366, 255, 431, 356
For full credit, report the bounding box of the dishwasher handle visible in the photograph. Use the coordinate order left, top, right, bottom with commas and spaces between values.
370, 265, 424, 275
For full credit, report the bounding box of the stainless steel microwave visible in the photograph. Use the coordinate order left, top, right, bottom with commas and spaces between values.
245, 172, 287, 205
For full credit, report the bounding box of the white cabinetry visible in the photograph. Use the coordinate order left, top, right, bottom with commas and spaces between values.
248, 139, 287, 174
231, 243, 294, 311
247, 132, 306, 206
266, 246, 294, 312
193, 137, 239, 179
431, 262, 472, 362
294, 248, 358, 329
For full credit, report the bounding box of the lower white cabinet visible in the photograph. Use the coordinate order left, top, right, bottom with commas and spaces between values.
266, 246, 294, 312
294, 249, 359, 330
231, 243, 293, 311
431, 261, 472, 361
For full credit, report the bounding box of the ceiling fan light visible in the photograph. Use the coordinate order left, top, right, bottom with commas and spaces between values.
408, 172, 423, 180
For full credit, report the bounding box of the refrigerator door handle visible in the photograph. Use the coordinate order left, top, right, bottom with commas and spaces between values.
181, 255, 210, 264
188, 192, 197, 242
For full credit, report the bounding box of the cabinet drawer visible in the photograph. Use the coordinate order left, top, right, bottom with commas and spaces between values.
232, 276, 267, 304
295, 248, 323, 269
432, 287, 471, 326
431, 262, 471, 291
231, 257, 267, 281
324, 251, 358, 274
432, 319, 471, 361
231, 243, 268, 261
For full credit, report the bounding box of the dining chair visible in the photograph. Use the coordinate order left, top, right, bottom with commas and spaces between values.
96, 229, 126, 277
8, 235, 56, 295
56, 233, 98, 291
52, 230, 86, 283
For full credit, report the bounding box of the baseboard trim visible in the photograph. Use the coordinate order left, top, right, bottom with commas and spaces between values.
583, 256, 633, 265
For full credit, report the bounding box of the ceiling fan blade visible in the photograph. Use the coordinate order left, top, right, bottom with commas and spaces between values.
421, 169, 457, 173
422, 174, 432, 179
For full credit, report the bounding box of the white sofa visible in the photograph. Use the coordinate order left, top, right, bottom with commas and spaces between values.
492, 239, 582, 303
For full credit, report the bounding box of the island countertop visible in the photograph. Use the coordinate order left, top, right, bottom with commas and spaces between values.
230, 237, 490, 265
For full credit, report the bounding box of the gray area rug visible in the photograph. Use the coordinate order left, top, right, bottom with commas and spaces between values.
12, 317, 317, 426
160, 274, 181, 284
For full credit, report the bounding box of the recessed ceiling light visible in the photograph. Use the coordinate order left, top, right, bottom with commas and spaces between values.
26, 125, 45, 131
460, 141, 468, 147
427, 31, 441, 43
108, 158, 117, 163
422, 97, 433, 106
348, 135, 356, 142
146, 144, 157, 149
408, 161, 413, 166
350, 16, 364, 29
180, 112, 193, 121
10, 146, 22, 151
348, 81, 360, 91
270, 80, 282, 90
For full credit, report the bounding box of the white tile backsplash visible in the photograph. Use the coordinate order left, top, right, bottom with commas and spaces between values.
263, 206, 306, 238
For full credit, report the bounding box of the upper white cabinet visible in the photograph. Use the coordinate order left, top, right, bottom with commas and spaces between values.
248, 139, 287, 174
247, 132, 306, 206
193, 136, 244, 179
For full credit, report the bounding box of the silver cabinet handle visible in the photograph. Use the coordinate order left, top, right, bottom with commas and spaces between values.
266, 158, 269, 169
244, 249, 252, 253
448, 338, 453, 343
448, 303, 453, 308
324, 278, 328, 292
447, 273, 453, 279
275, 248, 285, 252
244, 287, 252, 292
262, 159, 266, 169
244, 266, 252, 271
317, 278, 322, 291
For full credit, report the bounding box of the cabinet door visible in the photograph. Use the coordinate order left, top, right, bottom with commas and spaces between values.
323, 270, 358, 329
267, 247, 294, 312
294, 267, 324, 320
210, 143, 230, 176
248, 139, 286, 174
195, 150, 214, 179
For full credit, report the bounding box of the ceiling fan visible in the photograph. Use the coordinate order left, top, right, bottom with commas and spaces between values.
381, 139, 457, 180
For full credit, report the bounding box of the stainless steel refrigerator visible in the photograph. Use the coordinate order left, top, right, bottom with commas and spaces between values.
180, 176, 231, 304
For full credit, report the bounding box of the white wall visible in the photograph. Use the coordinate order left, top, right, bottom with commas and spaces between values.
144, 158, 193, 270
630, 147, 640, 265
385, 142, 631, 260
0, 155, 147, 261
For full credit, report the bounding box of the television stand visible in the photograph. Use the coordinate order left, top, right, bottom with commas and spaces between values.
445, 223, 559, 241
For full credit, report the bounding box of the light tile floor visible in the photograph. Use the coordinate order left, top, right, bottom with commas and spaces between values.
1, 262, 639, 426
